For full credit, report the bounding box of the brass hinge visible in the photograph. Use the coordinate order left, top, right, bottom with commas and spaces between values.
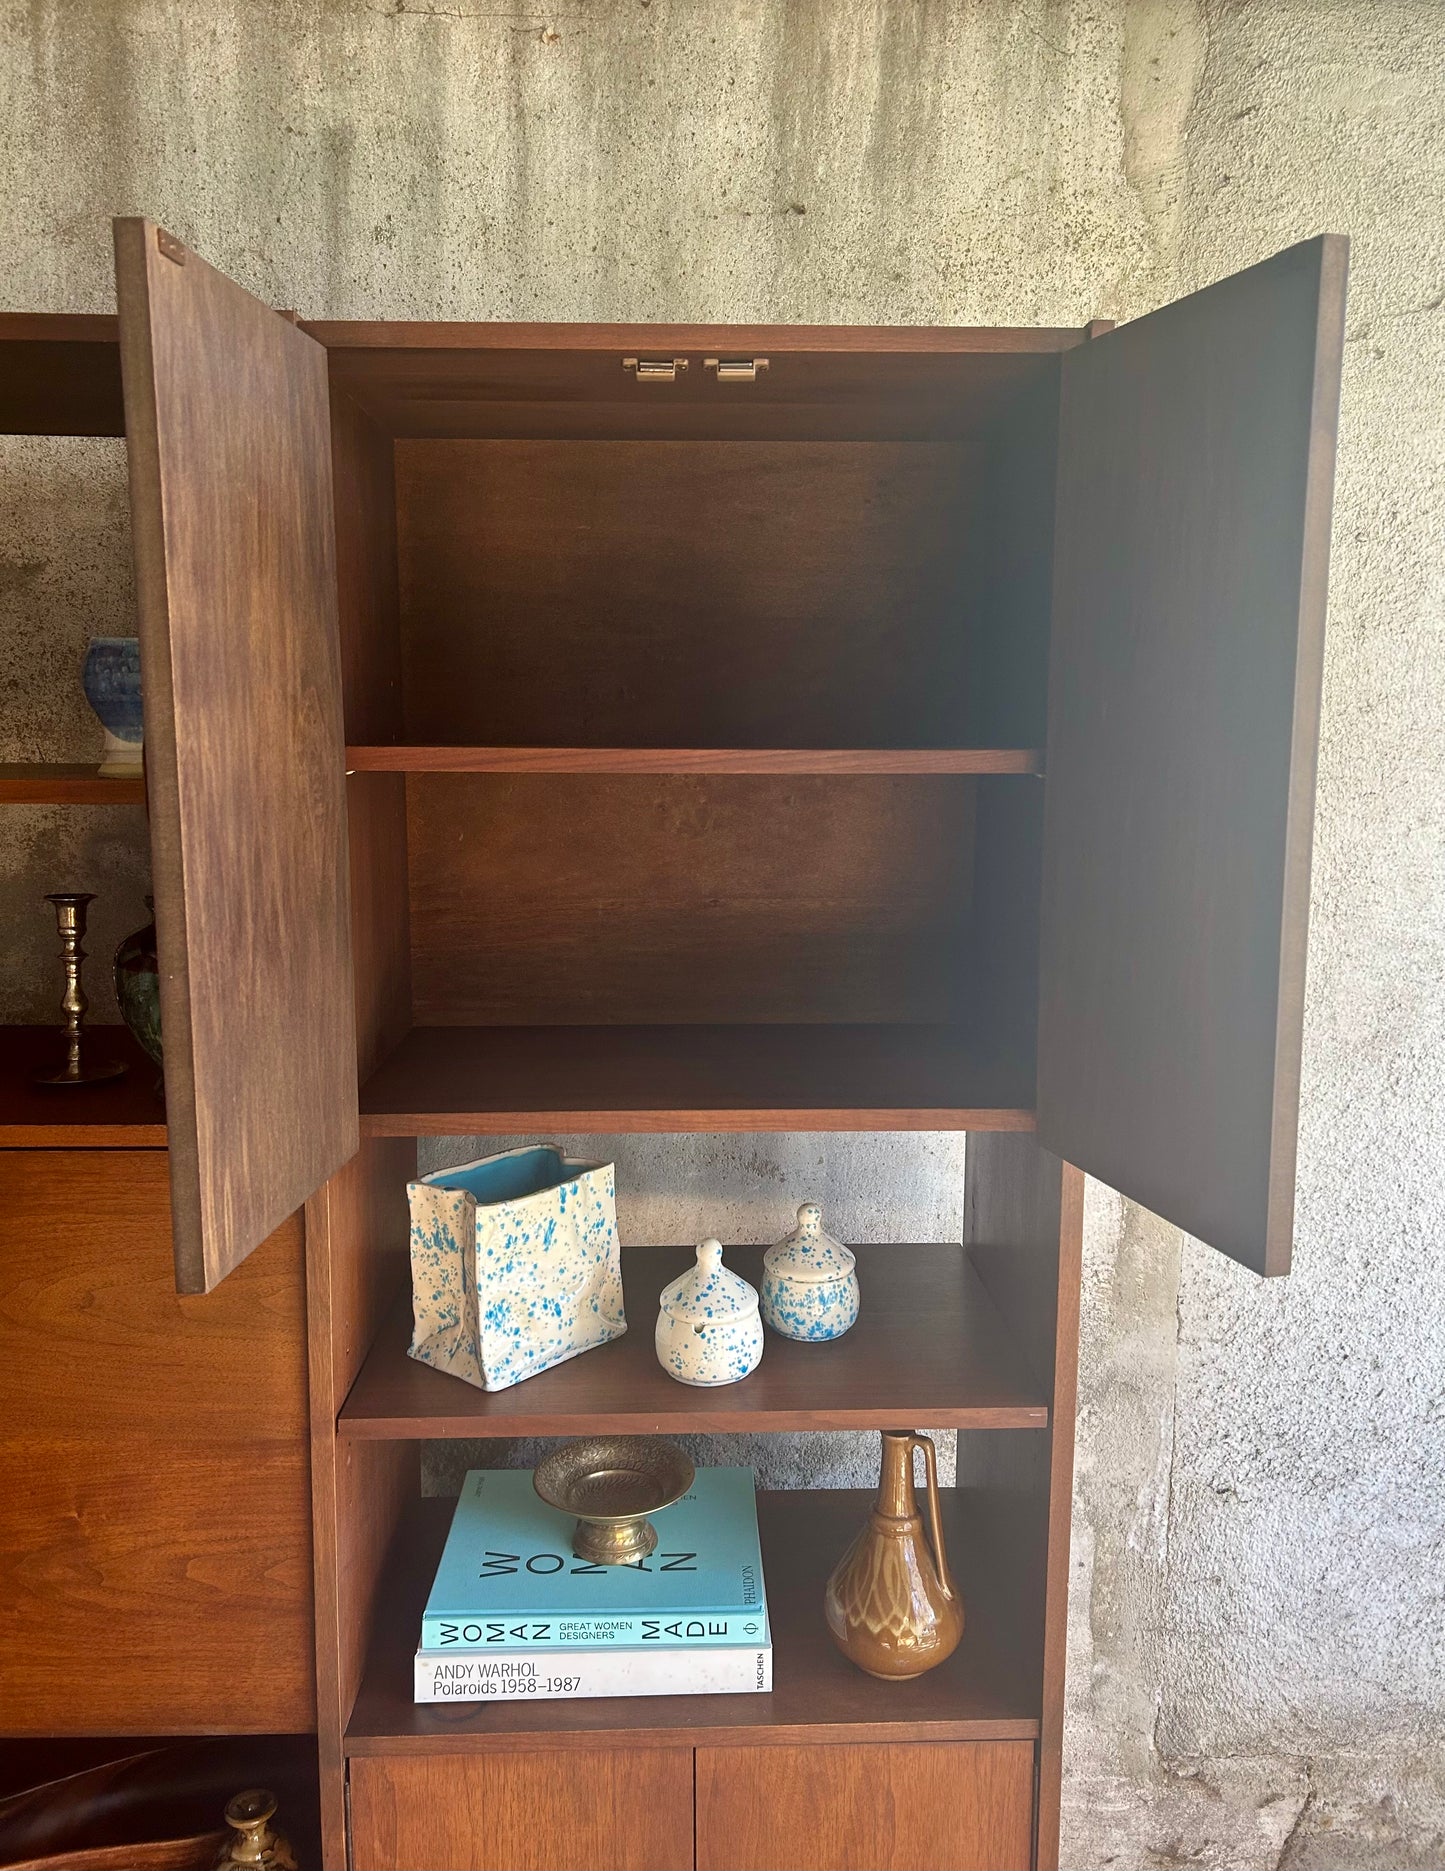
704, 356, 770, 383
155, 227, 186, 266
623, 356, 688, 383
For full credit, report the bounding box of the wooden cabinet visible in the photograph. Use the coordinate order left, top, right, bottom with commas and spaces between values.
349, 1741, 1032, 1871
0, 220, 1347, 1870
348, 1750, 693, 1871
696, 1741, 1035, 1871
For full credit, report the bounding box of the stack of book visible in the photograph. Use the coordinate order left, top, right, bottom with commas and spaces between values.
415, 1467, 772, 1703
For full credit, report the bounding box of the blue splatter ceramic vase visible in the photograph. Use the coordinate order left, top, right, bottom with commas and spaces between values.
761, 1201, 860, 1342
655, 1238, 764, 1387
81, 636, 144, 777
406, 1144, 625, 1392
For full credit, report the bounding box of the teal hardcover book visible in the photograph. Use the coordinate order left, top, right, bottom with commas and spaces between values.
422, 1467, 766, 1650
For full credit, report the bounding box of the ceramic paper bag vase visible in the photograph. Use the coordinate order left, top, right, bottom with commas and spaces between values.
407, 1145, 626, 1392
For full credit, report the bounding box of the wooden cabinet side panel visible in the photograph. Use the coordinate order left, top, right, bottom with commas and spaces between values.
306, 1140, 416, 1869
696, 1741, 1034, 1871
348, 1750, 694, 1871
0, 1151, 313, 1734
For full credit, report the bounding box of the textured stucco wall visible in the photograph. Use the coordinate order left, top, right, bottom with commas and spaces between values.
2, 4, 1442, 1865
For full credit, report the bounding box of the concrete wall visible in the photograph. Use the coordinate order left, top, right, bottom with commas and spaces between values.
2, 3, 1442, 1864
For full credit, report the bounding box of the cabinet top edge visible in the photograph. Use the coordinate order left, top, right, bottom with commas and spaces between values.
0, 312, 1087, 355
306, 321, 1088, 354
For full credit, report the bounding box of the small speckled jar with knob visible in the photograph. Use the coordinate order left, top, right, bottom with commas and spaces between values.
655, 1238, 764, 1386
761, 1201, 860, 1341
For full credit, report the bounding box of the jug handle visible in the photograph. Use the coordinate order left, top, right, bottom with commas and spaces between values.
910, 1432, 959, 1604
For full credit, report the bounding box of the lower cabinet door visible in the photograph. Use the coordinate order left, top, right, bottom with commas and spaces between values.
348, 1750, 695, 1871
695, 1740, 1035, 1871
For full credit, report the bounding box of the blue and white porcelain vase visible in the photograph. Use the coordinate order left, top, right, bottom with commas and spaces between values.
81, 636, 144, 778
655, 1238, 764, 1387
407, 1144, 625, 1393
761, 1201, 859, 1342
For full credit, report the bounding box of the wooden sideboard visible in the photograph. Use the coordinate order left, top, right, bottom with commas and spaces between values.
0, 222, 1346, 1869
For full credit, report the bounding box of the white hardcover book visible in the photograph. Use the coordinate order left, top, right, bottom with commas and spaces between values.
415, 1641, 772, 1703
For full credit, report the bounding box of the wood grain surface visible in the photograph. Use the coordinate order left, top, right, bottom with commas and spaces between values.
0, 763, 147, 804
323, 337, 1068, 440
0, 1151, 313, 1734
0, 314, 125, 435
0, 1026, 166, 1146
348, 1750, 694, 1871
964, 1134, 1085, 1871
114, 217, 358, 1294
395, 439, 988, 747
310, 320, 1083, 351
1038, 236, 1347, 1276
695, 1740, 1035, 1871
348, 745, 1042, 773
304, 1140, 416, 1868
345, 1490, 1040, 1754
358, 1023, 1037, 1135
339, 1245, 1047, 1438
407, 773, 976, 1026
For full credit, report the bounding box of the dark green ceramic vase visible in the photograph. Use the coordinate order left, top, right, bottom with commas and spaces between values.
114, 897, 162, 1067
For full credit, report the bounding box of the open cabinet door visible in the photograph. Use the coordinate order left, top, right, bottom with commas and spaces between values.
1037, 236, 1347, 1276
115, 219, 357, 1294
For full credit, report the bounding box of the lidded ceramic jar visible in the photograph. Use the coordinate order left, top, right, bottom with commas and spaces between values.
655, 1238, 764, 1387
761, 1201, 859, 1342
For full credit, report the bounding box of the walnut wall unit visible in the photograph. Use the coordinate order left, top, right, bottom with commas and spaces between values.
0, 222, 1346, 1871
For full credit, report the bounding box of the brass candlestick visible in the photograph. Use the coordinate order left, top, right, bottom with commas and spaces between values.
32, 892, 127, 1086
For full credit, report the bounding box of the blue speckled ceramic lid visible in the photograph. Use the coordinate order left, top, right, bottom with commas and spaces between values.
762, 1202, 856, 1284
659, 1238, 760, 1322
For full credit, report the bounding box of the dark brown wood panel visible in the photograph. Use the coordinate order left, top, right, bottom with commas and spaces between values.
0, 1152, 312, 1735
349, 745, 1042, 774
305, 1140, 416, 1868
695, 1740, 1034, 1871
323, 341, 1064, 442
311, 319, 1082, 351
0, 314, 124, 435
347, 773, 412, 1082
114, 217, 358, 1293
358, 1024, 1036, 1135
348, 1750, 694, 1871
340, 1245, 1046, 1437
346, 1491, 1040, 1754
395, 440, 986, 748
330, 387, 404, 745
0, 763, 146, 804
1039, 235, 1348, 1275
964, 1134, 1085, 1871
0, 1027, 166, 1146
408, 774, 975, 1026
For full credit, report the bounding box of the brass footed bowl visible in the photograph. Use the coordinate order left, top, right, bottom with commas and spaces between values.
533, 1436, 695, 1565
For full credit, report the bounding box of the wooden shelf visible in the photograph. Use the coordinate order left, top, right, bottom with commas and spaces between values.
0, 763, 146, 804
0, 1027, 166, 1146
339, 1245, 1048, 1439
358, 1026, 1036, 1136
346, 747, 1043, 777
344, 1488, 1041, 1755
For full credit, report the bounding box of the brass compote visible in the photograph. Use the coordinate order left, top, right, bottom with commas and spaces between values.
533, 1436, 695, 1566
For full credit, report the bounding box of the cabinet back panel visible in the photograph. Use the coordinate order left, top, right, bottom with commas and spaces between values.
396, 439, 993, 748
407, 773, 975, 1025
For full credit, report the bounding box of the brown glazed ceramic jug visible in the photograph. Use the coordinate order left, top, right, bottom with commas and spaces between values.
824, 1429, 963, 1678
